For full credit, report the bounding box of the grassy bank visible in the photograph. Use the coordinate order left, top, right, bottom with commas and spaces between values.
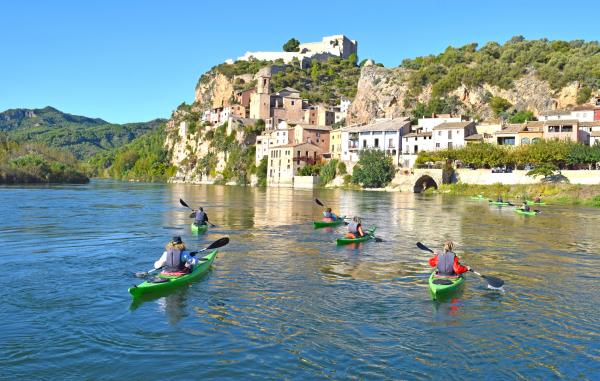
433, 183, 600, 207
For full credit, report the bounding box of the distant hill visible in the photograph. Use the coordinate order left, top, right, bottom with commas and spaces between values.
0, 106, 166, 159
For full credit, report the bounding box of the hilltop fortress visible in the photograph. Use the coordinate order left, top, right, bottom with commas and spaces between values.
233, 35, 357, 68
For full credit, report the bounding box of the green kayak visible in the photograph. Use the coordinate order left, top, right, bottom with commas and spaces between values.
128, 250, 217, 298
191, 223, 208, 234
526, 200, 546, 206
313, 216, 346, 228
336, 227, 376, 245
489, 201, 512, 206
470, 195, 485, 200
514, 208, 537, 216
428, 272, 465, 300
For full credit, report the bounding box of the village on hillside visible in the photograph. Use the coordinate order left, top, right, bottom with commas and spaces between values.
168, 35, 600, 188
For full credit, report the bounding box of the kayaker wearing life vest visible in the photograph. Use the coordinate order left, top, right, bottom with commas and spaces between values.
193, 207, 209, 226
521, 202, 531, 212
534, 194, 542, 203
154, 236, 198, 274
428, 241, 470, 276
496, 196, 503, 203
346, 216, 365, 239
323, 207, 339, 221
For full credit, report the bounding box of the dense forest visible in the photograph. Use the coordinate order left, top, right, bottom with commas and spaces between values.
0, 106, 165, 159
0, 133, 88, 184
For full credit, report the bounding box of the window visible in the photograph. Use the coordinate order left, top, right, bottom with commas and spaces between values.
521, 137, 530, 145
389, 138, 393, 148
448, 142, 453, 149
548, 125, 559, 133
414, 145, 418, 153
436, 143, 440, 148
291, 101, 295, 106
374, 138, 379, 148
363, 139, 367, 148
438, 131, 441, 136
561, 125, 573, 132
448, 130, 452, 139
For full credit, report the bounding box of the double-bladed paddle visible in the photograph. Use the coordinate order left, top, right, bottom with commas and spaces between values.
135, 237, 230, 278
416, 242, 504, 288
488, 200, 515, 206
180, 198, 216, 227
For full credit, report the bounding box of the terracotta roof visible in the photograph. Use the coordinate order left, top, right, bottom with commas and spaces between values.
580, 121, 600, 127
295, 124, 332, 131
495, 124, 524, 134
269, 142, 323, 150
544, 119, 579, 125
432, 121, 475, 130
572, 104, 596, 111
540, 110, 570, 116
591, 131, 600, 137
345, 118, 411, 133
464, 134, 483, 140
404, 132, 432, 138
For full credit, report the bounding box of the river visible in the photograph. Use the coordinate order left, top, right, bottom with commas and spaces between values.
1, 180, 599, 380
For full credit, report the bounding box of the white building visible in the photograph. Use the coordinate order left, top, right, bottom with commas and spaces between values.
236, 35, 357, 69
340, 118, 411, 164
540, 106, 595, 122
255, 122, 294, 165
431, 121, 477, 150
417, 114, 463, 132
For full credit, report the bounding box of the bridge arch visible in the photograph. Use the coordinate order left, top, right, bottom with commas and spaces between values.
413, 175, 438, 193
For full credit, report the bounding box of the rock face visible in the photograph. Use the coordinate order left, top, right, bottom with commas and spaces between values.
194, 73, 254, 110
347, 66, 580, 124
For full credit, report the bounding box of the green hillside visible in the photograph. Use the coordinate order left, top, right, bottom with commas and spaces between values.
0, 106, 165, 159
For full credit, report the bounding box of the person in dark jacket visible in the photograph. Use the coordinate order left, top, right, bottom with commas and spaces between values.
428, 241, 470, 276
193, 207, 209, 226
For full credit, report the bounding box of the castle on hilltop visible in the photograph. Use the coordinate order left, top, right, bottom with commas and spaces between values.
233, 35, 357, 68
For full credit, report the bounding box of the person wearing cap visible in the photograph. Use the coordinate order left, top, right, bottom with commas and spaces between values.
193, 207, 209, 226
428, 241, 470, 277
345, 216, 365, 239
153, 236, 199, 274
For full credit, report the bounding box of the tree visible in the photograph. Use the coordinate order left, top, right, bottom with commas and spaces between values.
256, 155, 268, 186
577, 87, 592, 105
283, 38, 300, 52
352, 149, 395, 188
348, 53, 358, 66
508, 110, 536, 123
489, 96, 512, 116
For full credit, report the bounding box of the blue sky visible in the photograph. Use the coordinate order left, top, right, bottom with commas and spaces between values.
1, 0, 598, 123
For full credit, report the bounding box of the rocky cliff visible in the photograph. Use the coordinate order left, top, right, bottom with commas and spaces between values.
347, 65, 581, 124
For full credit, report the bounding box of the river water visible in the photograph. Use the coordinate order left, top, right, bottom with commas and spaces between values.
1, 180, 599, 380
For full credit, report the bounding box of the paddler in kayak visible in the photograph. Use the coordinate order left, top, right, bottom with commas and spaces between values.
428, 241, 470, 277
193, 206, 209, 226
153, 236, 198, 274
520, 202, 531, 212
534, 194, 542, 203
323, 207, 340, 222
496, 196, 504, 203
345, 216, 365, 239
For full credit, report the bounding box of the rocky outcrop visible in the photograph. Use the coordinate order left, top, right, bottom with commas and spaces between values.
347, 66, 581, 124
194, 73, 255, 110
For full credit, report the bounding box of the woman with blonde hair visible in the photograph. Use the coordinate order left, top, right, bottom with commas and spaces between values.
428, 240, 470, 277
153, 236, 199, 274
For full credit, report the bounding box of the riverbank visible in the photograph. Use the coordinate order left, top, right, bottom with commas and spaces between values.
432, 182, 600, 207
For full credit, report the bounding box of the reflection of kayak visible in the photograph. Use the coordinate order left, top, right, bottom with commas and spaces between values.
429, 272, 465, 300
313, 216, 346, 228
128, 250, 217, 298
489, 201, 511, 206
336, 227, 376, 245
514, 209, 537, 216
526, 200, 546, 206
191, 223, 208, 234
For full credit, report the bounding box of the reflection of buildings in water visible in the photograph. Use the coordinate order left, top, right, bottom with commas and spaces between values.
256, 187, 316, 228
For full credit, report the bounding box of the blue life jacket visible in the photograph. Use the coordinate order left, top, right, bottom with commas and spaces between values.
165, 248, 185, 272
323, 211, 333, 218
437, 251, 456, 276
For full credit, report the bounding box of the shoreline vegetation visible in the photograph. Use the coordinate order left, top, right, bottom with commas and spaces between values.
0, 133, 89, 184
429, 182, 600, 207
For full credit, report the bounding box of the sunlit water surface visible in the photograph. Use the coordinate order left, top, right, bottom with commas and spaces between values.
1, 180, 599, 380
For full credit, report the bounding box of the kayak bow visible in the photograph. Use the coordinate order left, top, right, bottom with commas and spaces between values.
191, 223, 208, 234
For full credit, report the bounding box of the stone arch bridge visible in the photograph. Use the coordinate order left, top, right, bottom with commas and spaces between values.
395, 168, 444, 193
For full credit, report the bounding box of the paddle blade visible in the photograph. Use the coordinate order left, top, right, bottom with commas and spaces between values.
205, 237, 230, 250
134, 272, 148, 278
482, 275, 504, 288
416, 242, 434, 253
315, 198, 324, 207
180, 198, 191, 209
